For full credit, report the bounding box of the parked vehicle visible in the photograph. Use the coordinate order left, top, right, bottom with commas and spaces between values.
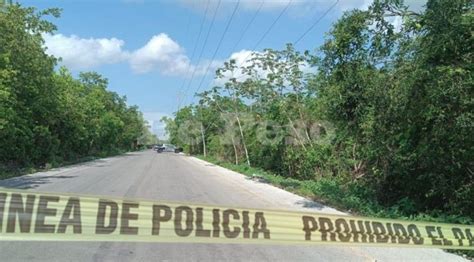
174, 147, 183, 153
156, 145, 165, 153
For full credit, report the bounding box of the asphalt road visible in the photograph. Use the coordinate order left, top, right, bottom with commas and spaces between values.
0, 150, 468, 262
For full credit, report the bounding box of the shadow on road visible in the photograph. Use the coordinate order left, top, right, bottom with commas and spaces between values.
242, 176, 327, 211
0, 153, 142, 189
0, 175, 76, 189
53, 152, 140, 169
294, 199, 326, 210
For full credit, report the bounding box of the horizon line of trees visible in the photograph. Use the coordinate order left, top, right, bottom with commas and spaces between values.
1, 4, 155, 169
165, 0, 473, 218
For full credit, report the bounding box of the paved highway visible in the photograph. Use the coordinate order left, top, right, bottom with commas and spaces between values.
0, 150, 467, 261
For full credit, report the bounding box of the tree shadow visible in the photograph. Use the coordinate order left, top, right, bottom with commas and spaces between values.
0, 152, 144, 190
0, 175, 76, 189
58, 153, 140, 169
241, 175, 327, 211
244, 175, 270, 184
294, 199, 326, 210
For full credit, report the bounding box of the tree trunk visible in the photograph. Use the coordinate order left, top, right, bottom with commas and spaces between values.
200, 123, 207, 157
287, 117, 307, 151
235, 114, 250, 166
231, 136, 239, 165
295, 94, 311, 142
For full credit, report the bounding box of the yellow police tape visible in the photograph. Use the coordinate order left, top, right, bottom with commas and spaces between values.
0, 188, 472, 250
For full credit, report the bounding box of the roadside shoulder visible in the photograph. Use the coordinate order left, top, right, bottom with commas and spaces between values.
189, 155, 346, 215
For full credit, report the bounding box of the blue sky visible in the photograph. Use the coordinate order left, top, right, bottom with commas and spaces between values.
21, 0, 423, 138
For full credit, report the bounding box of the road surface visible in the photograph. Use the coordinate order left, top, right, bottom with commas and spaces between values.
0, 150, 467, 261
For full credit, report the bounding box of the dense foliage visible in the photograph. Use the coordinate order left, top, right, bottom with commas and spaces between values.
166, 0, 473, 218
0, 4, 151, 171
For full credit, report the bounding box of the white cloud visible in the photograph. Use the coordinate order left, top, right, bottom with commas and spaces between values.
212, 49, 260, 86
44, 0, 426, 75
44, 33, 211, 77
129, 33, 193, 75
213, 49, 314, 86
388, 15, 403, 32
43, 34, 129, 69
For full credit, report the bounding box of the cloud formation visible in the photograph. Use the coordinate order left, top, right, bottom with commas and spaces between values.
129, 33, 193, 74
43, 34, 129, 69
44, 33, 209, 77
213, 49, 314, 87
44, 1, 426, 75
213, 49, 260, 85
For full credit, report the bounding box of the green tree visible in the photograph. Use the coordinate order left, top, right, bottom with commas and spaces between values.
162, 0, 473, 218
1, 4, 149, 170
